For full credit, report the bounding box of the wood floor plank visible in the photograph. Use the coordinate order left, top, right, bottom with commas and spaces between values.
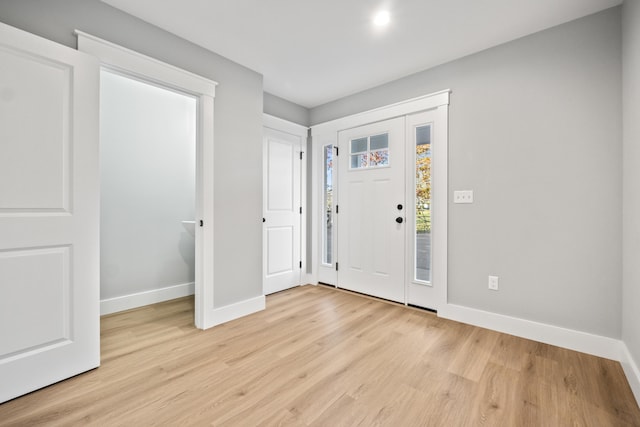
1, 285, 638, 426
446, 326, 501, 382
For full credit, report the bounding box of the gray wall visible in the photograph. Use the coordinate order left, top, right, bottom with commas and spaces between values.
100, 71, 196, 300
264, 92, 310, 126
311, 8, 623, 338
623, 0, 640, 368
0, 0, 264, 308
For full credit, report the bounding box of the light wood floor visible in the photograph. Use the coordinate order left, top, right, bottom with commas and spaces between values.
1, 285, 639, 426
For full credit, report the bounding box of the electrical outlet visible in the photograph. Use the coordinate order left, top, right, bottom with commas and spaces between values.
488, 275, 499, 291
454, 190, 474, 204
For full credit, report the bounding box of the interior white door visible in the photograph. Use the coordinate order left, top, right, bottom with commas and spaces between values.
337, 117, 406, 302
263, 127, 302, 294
0, 23, 99, 403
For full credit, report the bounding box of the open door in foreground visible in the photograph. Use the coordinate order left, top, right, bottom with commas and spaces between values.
0, 22, 100, 403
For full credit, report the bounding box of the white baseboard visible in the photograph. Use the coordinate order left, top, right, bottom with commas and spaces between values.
302, 273, 316, 285
621, 343, 640, 406
201, 295, 266, 329
438, 303, 622, 361
100, 282, 195, 315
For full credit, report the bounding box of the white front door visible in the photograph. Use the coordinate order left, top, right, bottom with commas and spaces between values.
263, 127, 302, 294
337, 117, 406, 302
0, 23, 100, 403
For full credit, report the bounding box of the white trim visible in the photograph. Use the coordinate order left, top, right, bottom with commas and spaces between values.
196, 96, 216, 329
74, 31, 217, 96
439, 303, 623, 361
100, 282, 195, 316
621, 343, 640, 405
300, 131, 309, 282
201, 295, 266, 329
76, 31, 218, 330
440, 303, 640, 405
311, 90, 450, 134
264, 114, 308, 136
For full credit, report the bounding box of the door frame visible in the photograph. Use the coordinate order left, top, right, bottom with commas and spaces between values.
75, 31, 218, 329
310, 90, 450, 311
262, 114, 309, 292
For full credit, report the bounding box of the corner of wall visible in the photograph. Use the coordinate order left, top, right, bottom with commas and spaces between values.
439, 303, 623, 361
621, 342, 640, 406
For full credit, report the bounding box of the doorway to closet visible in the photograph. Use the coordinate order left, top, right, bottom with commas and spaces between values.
100, 70, 197, 315
77, 32, 218, 329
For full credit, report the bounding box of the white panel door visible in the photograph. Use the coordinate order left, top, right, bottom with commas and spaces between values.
0, 23, 99, 403
337, 117, 405, 302
263, 128, 302, 294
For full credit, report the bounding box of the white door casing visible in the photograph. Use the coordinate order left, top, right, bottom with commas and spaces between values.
75, 32, 224, 329
0, 22, 100, 403
337, 117, 406, 303
263, 125, 303, 294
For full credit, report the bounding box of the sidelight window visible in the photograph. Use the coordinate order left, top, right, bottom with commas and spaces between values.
322, 145, 333, 265
415, 125, 431, 283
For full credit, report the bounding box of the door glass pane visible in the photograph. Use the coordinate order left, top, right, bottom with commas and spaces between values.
323, 145, 333, 264
415, 125, 431, 282
370, 133, 388, 150
351, 153, 368, 168
350, 137, 367, 153
369, 150, 389, 166
349, 133, 390, 169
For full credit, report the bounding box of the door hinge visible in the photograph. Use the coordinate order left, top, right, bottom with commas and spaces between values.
336, 205, 339, 214
335, 146, 339, 156
299, 151, 303, 160
299, 261, 302, 269
335, 262, 339, 271
299, 206, 302, 214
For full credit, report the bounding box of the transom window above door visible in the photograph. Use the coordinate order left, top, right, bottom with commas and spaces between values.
350, 133, 389, 169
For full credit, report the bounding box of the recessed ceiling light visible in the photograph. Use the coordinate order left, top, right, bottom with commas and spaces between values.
373, 10, 390, 27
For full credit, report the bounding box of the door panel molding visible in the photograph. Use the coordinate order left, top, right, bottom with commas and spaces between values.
263, 115, 308, 294
0, 21, 99, 403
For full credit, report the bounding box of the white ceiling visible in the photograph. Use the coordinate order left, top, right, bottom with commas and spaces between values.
102, 0, 621, 108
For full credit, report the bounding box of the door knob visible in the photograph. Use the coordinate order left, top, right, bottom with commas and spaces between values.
396, 217, 404, 224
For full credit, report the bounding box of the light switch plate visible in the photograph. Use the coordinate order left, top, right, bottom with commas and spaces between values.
454, 190, 473, 204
